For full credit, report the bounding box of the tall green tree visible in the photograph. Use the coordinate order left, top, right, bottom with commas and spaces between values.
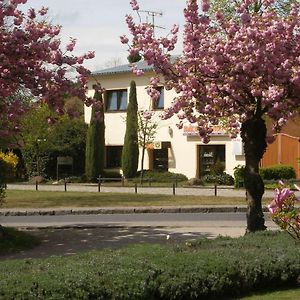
19, 102, 87, 180
122, 81, 139, 178
85, 90, 105, 182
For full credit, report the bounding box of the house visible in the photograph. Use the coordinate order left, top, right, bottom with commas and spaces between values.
85, 61, 246, 179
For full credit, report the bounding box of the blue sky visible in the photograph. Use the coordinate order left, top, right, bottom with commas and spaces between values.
24, 1, 187, 72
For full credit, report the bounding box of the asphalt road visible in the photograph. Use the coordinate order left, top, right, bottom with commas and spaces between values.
1, 212, 276, 234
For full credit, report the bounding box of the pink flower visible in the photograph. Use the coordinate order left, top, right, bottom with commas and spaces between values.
120, 35, 129, 44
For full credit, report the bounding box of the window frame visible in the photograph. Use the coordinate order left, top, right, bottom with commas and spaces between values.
105, 89, 128, 112
152, 86, 164, 110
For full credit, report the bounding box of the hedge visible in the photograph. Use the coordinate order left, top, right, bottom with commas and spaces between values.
259, 165, 296, 181
0, 231, 299, 299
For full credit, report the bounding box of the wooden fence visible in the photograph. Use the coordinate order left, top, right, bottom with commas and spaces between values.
261, 133, 300, 178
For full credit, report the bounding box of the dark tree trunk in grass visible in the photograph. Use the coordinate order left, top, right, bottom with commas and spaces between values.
241, 115, 267, 233
85, 90, 105, 182
122, 81, 139, 178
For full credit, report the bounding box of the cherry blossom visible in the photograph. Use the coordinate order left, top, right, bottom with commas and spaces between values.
0, 0, 96, 137
124, 0, 300, 232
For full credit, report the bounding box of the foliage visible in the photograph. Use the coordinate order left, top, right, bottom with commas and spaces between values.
85, 90, 105, 182
268, 181, 300, 242
122, 80, 139, 178
103, 170, 122, 179
234, 165, 246, 188
136, 170, 187, 183
202, 172, 234, 185
20, 104, 87, 179
0, 231, 299, 299
124, 0, 300, 140
137, 110, 158, 181
0, 151, 19, 182
0, 0, 94, 138
209, 0, 298, 20
210, 159, 225, 176
260, 165, 296, 180
46, 116, 87, 179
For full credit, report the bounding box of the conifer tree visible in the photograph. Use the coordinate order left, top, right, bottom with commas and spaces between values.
85, 90, 105, 182
122, 81, 139, 178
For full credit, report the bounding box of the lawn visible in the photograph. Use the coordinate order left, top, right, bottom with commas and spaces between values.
1, 190, 272, 208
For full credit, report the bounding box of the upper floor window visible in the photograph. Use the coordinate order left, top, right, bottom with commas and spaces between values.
152, 87, 164, 110
106, 89, 127, 111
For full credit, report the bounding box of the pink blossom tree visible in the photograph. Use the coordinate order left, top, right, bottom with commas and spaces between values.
0, 0, 95, 138
123, 0, 300, 232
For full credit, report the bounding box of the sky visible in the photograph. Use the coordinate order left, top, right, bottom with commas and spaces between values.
24, 0, 187, 72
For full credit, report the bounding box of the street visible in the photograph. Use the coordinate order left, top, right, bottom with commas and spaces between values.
1, 212, 276, 236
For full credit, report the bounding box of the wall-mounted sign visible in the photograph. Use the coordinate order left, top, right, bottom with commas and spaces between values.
183, 125, 227, 136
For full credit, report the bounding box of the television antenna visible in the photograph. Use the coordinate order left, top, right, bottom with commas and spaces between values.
138, 10, 165, 35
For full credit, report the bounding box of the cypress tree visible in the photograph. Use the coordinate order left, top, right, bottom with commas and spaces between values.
85, 90, 105, 182
122, 80, 139, 178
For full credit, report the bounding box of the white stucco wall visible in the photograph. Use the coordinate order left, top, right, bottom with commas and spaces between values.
85, 70, 245, 178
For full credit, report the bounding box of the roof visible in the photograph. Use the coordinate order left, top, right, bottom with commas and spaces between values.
92, 60, 153, 76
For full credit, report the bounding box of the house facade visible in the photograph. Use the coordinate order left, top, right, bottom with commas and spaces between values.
85, 61, 246, 179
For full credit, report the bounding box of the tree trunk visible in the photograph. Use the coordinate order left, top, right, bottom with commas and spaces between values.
241, 116, 267, 233
140, 145, 146, 184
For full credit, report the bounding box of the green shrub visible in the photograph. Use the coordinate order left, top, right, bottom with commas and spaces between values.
203, 172, 234, 185
122, 81, 139, 179
234, 165, 245, 188
260, 165, 296, 180
136, 170, 188, 183
0, 231, 299, 299
85, 90, 105, 182
210, 159, 225, 176
103, 170, 122, 179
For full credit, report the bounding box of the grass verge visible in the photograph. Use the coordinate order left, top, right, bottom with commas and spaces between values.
1, 190, 271, 208
0, 227, 40, 255
0, 231, 299, 299
241, 287, 300, 299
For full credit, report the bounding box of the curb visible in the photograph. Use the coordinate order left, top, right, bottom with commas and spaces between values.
0, 206, 272, 216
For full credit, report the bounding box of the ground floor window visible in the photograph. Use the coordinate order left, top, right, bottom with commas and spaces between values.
106, 146, 123, 168
199, 145, 225, 177
153, 149, 168, 171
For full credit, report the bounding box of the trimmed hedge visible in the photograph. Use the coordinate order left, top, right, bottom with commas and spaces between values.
136, 170, 188, 183
0, 231, 299, 299
260, 165, 296, 181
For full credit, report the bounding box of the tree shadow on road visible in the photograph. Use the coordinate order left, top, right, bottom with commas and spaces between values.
1, 225, 215, 260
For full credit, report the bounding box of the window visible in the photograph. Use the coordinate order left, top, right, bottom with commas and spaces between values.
106, 89, 127, 111
106, 146, 123, 168
153, 149, 168, 171
152, 87, 164, 110
199, 145, 225, 177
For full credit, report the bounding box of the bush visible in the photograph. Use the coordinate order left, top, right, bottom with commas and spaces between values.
136, 170, 188, 183
203, 172, 234, 185
0, 231, 299, 299
234, 165, 245, 188
103, 170, 122, 179
0, 150, 18, 182
260, 165, 296, 181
